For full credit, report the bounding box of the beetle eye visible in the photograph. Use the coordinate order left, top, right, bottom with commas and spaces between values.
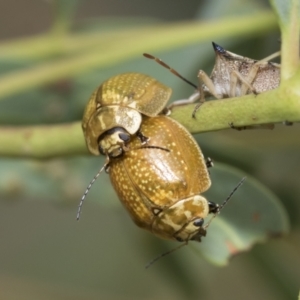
119, 132, 130, 142
193, 218, 204, 227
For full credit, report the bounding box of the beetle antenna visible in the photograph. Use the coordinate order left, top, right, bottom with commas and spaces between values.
143, 53, 198, 89
204, 177, 246, 230
76, 160, 109, 221
145, 242, 188, 269
146, 177, 246, 268
136, 145, 170, 152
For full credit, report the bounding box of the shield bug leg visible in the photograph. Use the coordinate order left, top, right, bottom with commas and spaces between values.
198, 69, 222, 99
167, 91, 199, 111
191, 83, 207, 118
230, 69, 256, 97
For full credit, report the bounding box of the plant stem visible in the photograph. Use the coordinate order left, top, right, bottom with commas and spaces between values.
0, 73, 299, 159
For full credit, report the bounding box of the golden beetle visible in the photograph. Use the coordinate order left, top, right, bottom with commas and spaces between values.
108, 115, 218, 242
82, 73, 172, 158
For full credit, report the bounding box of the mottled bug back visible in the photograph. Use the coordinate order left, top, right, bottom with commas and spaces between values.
209, 47, 280, 97
109, 116, 211, 232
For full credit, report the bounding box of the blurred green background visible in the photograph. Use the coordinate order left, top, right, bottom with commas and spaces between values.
0, 0, 299, 299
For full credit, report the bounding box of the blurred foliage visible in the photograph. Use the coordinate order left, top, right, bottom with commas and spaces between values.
0, 0, 299, 299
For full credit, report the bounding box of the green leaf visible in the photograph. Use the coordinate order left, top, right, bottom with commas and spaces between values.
0, 156, 118, 208
190, 162, 290, 265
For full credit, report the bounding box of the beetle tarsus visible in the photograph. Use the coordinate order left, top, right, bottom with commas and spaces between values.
137, 131, 149, 144
206, 157, 214, 168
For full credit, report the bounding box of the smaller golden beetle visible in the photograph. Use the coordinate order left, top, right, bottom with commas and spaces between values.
82, 73, 172, 158
108, 115, 218, 242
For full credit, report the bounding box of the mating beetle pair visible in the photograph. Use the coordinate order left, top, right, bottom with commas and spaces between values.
80, 72, 219, 242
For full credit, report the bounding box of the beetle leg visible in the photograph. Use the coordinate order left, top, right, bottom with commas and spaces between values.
205, 157, 214, 169
208, 201, 219, 214
136, 131, 149, 145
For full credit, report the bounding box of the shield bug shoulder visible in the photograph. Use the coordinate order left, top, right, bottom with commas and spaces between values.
198, 42, 280, 100
108, 115, 217, 242
82, 72, 172, 157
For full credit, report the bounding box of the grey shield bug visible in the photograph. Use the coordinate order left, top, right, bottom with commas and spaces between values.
144, 42, 280, 118
108, 115, 218, 242
82, 73, 172, 158
194, 42, 280, 114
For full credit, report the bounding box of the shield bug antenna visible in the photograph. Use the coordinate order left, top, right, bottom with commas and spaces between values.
143, 53, 206, 114
145, 176, 246, 269
143, 53, 198, 89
